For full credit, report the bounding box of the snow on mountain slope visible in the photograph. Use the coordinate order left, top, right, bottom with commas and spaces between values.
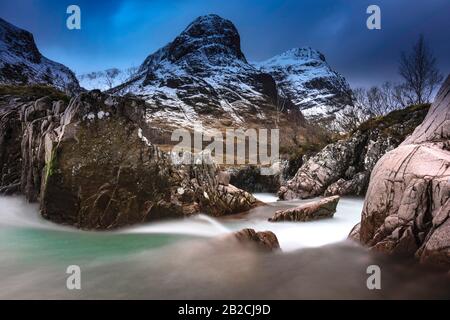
111, 14, 304, 131
0, 18, 80, 94
255, 47, 354, 129
78, 67, 137, 91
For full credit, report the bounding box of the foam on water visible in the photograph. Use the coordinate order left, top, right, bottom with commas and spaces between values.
253, 192, 279, 203
0, 195, 448, 299
0, 196, 72, 231
221, 196, 364, 251
0, 194, 364, 251
121, 214, 230, 237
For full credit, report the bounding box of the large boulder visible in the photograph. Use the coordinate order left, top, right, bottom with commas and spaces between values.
278, 104, 429, 200
269, 196, 340, 222
0, 88, 259, 229
350, 75, 450, 267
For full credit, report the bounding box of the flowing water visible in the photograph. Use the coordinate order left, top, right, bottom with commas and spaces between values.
0, 195, 449, 299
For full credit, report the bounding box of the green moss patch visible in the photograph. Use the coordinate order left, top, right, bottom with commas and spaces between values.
0, 84, 69, 103
357, 104, 430, 134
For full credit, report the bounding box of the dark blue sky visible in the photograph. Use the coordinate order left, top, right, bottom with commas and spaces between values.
1, 0, 448, 87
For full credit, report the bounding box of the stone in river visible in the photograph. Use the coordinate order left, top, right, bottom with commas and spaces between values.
269, 195, 340, 222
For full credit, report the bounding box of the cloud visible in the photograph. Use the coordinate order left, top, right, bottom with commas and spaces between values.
0, 0, 448, 85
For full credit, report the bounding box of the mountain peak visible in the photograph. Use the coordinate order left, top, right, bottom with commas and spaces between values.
259, 47, 326, 68
256, 46, 353, 128
184, 14, 232, 34
0, 17, 81, 93
0, 18, 41, 64
110, 15, 352, 132
166, 14, 246, 63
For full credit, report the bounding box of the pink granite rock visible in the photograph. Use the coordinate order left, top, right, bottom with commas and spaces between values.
350, 75, 450, 267
269, 196, 340, 222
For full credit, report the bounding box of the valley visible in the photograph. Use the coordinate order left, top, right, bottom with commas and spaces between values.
0, 10, 448, 300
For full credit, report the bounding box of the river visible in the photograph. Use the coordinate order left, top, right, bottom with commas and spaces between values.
0, 194, 448, 299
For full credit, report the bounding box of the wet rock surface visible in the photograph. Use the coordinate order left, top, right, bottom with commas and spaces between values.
228, 165, 283, 193
232, 228, 280, 251
269, 196, 340, 222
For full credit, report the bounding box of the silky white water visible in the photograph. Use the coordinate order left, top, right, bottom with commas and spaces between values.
0, 194, 364, 251
0, 194, 448, 299
221, 196, 364, 251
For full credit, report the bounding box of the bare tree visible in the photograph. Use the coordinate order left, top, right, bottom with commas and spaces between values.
124, 66, 138, 81
399, 35, 443, 104
104, 68, 121, 89
380, 82, 398, 110
392, 83, 413, 108
331, 88, 372, 132
352, 87, 368, 108
366, 86, 384, 116
352, 80, 419, 117
338, 104, 371, 132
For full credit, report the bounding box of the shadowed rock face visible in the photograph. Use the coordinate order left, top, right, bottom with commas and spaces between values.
269, 195, 340, 222
351, 75, 450, 267
0, 88, 259, 229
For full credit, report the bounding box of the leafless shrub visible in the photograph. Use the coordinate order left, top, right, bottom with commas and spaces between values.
399, 35, 443, 104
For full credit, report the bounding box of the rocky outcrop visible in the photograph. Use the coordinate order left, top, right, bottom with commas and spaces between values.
232, 228, 280, 251
0, 88, 259, 229
0, 18, 81, 94
278, 104, 429, 200
350, 75, 450, 267
269, 196, 340, 222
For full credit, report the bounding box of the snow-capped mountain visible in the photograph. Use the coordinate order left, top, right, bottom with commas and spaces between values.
112, 14, 354, 132
111, 14, 303, 130
255, 47, 354, 128
0, 18, 80, 94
